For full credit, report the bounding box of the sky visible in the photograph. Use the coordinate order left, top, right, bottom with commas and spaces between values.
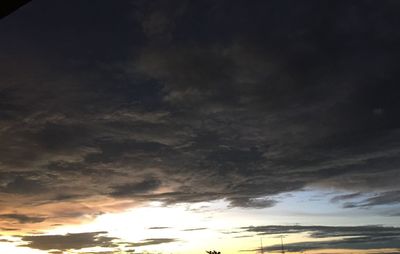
1, 0, 400, 253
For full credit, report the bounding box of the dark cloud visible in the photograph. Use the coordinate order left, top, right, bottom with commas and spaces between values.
0, 239, 13, 242
21, 231, 118, 251
0, 0, 399, 232
142, 191, 225, 205
264, 238, 400, 253
242, 225, 400, 238
229, 197, 277, 209
182, 227, 207, 231
0, 176, 48, 195
330, 192, 363, 203
0, 227, 18, 231
127, 0, 400, 208
0, 214, 46, 224
110, 179, 162, 197
342, 191, 400, 208
148, 227, 170, 230
240, 225, 400, 252
129, 238, 177, 247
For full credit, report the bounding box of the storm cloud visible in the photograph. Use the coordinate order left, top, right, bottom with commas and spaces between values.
0, 0, 400, 231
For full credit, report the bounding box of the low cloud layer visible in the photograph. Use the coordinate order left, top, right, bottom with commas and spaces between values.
19, 231, 175, 252
0, 0, 400, 234
240, 225, 400, 252
21, 231, 118, 251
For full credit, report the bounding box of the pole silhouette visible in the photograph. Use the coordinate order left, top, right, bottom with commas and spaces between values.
260, 237, 264, 254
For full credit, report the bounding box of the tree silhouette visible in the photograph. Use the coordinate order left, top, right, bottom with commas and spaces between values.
206, 250, 221, 254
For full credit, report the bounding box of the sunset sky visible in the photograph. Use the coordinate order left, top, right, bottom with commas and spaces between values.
1, 1, 400, 253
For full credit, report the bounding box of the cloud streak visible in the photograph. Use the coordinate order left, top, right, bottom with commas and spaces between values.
240, 225, 400, 252
128, 238, 178, 247
0, 214, 46, 224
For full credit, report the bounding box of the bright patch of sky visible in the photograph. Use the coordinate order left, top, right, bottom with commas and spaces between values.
24, 188, 398, 253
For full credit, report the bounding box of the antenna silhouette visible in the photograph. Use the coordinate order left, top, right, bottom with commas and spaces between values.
260, 237, 264, 254
280, 235, 285, 254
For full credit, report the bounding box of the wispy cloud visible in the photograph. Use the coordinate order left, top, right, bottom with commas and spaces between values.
128, 238, 178, 247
